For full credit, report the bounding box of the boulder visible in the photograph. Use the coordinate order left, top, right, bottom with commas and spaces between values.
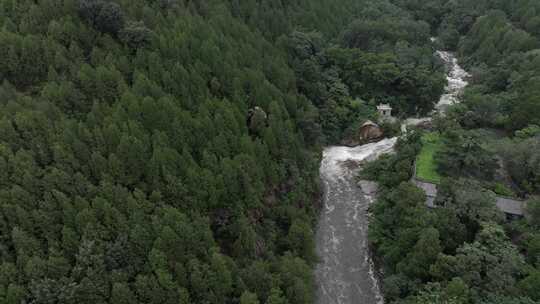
341, 120, 384, 147
359, 120, 383, 140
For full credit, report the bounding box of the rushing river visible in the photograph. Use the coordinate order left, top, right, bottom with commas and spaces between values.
435, 51, 471, 112
314, 51, 469, 304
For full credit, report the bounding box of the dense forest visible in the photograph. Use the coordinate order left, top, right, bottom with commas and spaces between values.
0, 0, 538, 303
365, 0, 540, 303
0, 0, 447, 303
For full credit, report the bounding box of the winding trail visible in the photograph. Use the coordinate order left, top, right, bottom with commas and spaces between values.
314, 50, 469, 304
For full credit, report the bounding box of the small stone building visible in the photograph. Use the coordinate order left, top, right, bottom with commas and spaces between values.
377, 104, 393, 119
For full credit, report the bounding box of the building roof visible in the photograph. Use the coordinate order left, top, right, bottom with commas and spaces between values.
496, 197, 525, 216
414, 180, 438, 198
412, 177, 527, 217
377, 103, 392, 110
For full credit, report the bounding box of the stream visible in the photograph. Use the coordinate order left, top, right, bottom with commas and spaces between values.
314, 51, 469, 304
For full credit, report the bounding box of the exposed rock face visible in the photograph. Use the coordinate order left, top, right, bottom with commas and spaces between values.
342, 120, 384, 147
360, 120, 384, 140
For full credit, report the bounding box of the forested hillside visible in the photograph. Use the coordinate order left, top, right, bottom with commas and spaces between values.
366, 0, 540, 303
0, 0, 448, 303
0, 1, 330, 303
2, 0, 537, 303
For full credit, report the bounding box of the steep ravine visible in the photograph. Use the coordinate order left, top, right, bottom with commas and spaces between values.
314, 51, 469, 304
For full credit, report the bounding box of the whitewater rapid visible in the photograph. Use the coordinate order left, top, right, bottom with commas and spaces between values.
403, 51, 470, 130
435, 51, 470, 112
314, 51, 469, 304
315, 139, 396, 304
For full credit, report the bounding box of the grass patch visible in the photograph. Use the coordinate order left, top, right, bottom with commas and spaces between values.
416, 132, 443, 184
